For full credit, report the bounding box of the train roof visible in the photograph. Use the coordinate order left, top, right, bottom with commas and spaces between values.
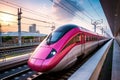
79, 27, 105, 37
55, 24, 104, 37
55, 24, 78, 32
79, 26, 98, 36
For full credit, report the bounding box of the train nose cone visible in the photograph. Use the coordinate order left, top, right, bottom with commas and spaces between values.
28, 58, 44, 72
28, 46, 53, 72
32, 47, 52, 59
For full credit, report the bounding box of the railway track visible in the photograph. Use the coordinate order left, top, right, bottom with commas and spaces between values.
33, 41, 108, 80
0, 45, 42, 80
33, 53, 92, 80
0, 41, 108, 80
0, 45, 37, 60
0, 45, 37, 71
0, 45, 98, 80
0, 54, 42, 80
0, 54, 88, 80
0, 45, 37, 54
0, 63, 42, 80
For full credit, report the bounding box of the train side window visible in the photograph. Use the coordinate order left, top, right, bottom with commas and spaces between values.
85, 35, 86, 42
63, 36, 75, 50
87, 36, 89, 41
91, 36, 92, 41
75, 34, 80, 42
79, 34, 81, 42
86, 36, 87, 41
89, 36, 91, 41
62, 34, 80, 50
88, 36, 89, 41
89, 36, 90, 41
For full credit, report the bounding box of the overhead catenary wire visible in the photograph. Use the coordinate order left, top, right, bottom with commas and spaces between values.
0, 11, 17, 16
1, 0, 103, 27
49, 0, 91, 25
0, 0, 56, 21
0, 19, 50, 28
0, 1, 18, 9
0, 11, 52, 24
1, 0, 93, 26
0, 0, 63, 26
22, 16, 51, 24
88, 0, 101, 19
52, 1, 79, 19
65, 0, 93, 20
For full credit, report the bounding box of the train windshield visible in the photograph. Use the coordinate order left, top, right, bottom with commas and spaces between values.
46, 24, 78, 45
46, 31, 64, 44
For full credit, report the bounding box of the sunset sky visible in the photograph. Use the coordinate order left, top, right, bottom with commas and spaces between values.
0, 0, 112, 36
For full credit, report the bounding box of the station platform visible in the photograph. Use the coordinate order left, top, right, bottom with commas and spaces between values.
68, 39, 113, 80
0, 42, 39, 49
0, 53, 31, 71
112, 40, 120, 80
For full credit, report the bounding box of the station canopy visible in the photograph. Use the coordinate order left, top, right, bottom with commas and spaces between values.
2, 31, 47, 37
100, 0, 120, 37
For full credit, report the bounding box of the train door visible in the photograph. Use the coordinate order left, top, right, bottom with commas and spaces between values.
81, 33, 85, 54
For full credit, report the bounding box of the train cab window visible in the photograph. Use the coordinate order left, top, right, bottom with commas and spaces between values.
46, 31, 64, 44
46, 24, 79, 45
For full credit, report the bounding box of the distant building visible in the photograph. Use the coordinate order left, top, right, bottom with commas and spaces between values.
29, 24, 36, 33
36, 30, 40, 33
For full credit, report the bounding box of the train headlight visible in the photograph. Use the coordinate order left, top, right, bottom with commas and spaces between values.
46, 49, 57, 59
51, 51, 56, 55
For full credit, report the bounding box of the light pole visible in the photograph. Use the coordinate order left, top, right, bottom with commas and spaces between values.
18, 8, 22, 46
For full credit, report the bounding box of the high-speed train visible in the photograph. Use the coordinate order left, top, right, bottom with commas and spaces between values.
28, 24, 108, 72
